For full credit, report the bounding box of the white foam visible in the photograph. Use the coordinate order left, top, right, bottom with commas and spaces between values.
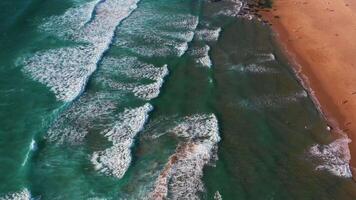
98, 62, 169, 100
309, 137, 352, 178
191, 45, 212, 68
22, 45, 102, 101
214, 191, 223, 200
46, 93, 118, 144
22, 0, 140, 102
91, 104, 153, 179
195, 27, 221, 42
0, 189, 31, 200
22, 139, 36, 166
216, 0, 243, 17
40, 0, 101, 38
257, 53, 276, 63
150, 114, 220, 200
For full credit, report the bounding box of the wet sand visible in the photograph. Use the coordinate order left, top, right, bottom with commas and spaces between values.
261, 0, 356, 178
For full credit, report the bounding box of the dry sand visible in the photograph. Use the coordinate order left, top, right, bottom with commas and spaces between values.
261, 0, 356, 178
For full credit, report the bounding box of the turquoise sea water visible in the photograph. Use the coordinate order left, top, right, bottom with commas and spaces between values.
1, 0, 356, 199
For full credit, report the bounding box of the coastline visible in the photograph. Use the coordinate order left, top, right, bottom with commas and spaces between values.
258, 0, 356, 179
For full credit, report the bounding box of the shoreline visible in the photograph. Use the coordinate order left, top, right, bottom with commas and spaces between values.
257, 0, 356, 179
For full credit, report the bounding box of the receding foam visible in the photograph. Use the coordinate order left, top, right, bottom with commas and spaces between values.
21, 0, 140, 102
195, 27, 221, 42
91, 104, 153, 179
0, 188, 31, 200
215, 0, 243, 17
149, 114, 220, 200
309, 137, 352, 178
191, 45, 212, 68
239, 90, 308, 110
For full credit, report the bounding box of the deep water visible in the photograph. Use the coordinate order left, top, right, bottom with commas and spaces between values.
1, 0, 356, 199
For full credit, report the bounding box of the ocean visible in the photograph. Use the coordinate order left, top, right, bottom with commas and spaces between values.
1, 0, 356, 199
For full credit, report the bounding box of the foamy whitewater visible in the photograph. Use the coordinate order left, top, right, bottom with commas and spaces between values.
21, 0, 140, 102
195, 28, 221, 42
150, 114, 220, 200
190, 45, 212, 68
216, 0, 243, 17
0, 189, 30, 200
309, 137, 352, 178
94, 56, 169, 100
46, 92, 118, 144
91, 104, 153, 179
229, 63, 279, 74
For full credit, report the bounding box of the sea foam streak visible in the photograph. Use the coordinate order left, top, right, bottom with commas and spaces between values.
239, 90, 308, 110
21, 0, 140, 102
91, 104, 153, 179
0, 188, 31, 200
22, 139, 36, 166
150, 114, 220, 200
229, 64, 279, 74
309, 137, 352, 178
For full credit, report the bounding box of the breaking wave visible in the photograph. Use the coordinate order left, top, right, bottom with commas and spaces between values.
149, 114, 220, 200
21, 0, 140, 102
91, 104, 153, 179
195, 27, 221, 42
229, 63, 279, 74
309, 137, 352, 178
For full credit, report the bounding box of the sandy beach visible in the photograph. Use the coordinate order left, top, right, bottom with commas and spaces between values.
260, 0, 356, 178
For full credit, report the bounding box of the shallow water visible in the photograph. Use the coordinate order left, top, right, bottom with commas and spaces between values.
1, 0, 356, 199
